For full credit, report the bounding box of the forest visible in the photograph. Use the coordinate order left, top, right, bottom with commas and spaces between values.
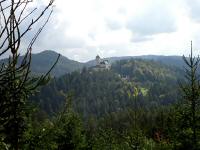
1, 0, 200, 150
27, 56, 199, 150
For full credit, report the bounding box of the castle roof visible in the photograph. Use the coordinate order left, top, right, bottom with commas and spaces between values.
96, 55, 100, 59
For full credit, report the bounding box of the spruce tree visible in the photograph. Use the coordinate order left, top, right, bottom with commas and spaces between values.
0, 0, 59, 149
179, 41, 200, 149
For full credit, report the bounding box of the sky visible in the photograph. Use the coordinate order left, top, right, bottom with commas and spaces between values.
23, 0, 200, 62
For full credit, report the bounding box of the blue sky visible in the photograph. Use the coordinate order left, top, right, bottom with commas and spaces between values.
19, 0, 200, 61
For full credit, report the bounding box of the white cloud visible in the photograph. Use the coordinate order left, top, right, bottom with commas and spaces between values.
185, 0, 200, 22
106, 18, 123, 30
22, 0, 200, 62
127, 8, 176, 36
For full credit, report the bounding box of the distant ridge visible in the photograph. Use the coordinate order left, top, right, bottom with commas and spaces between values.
85, 55, 184, 68
31, 50, 86, 77
0, 50, 185, 77
0, 50, 84, 77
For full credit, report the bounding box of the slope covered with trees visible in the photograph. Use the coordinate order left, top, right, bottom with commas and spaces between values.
32, 59, 184, 118
28, 57, 200, 150
1, 0, 199, 149
0, 50, 84, 77
86, 55, 184, 68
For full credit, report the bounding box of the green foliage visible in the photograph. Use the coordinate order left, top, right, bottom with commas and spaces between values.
55, 111, 86, 150
176, 43, 200, 150
0, 54, 59, 149
2, 41, 199, 149
32, 59, 183, 119
23, 118, 57, 150
0, 1, 57, 149
22, 94, 87, 150
91, 127, 121, 150
0, 137, 9, 150
29, 50, 84, 77
27, 58, 187, 150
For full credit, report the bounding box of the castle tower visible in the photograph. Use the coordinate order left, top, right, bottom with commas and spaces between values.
96, 55, 100, 66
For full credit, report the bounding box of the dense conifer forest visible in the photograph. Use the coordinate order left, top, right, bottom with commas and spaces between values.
1, 0, 200, 150
27, 56, 200, 150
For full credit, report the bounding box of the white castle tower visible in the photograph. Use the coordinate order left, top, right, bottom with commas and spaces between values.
94, 55, 111, 70
96, 55, 101, 66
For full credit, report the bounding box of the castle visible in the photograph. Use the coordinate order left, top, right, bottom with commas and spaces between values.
92, 55, 111, 71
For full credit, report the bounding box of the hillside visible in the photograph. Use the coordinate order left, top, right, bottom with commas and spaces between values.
30, 50, 85, 77
0, 50, 84, 77
31, 59, 184, 118
0, 51, 184, 77
86, 55, 184, 68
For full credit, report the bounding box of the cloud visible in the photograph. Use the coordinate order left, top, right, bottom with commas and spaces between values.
20, 6, 86, 54
106, 18, 123, 30
131, 35, 153, 43
12, 0, 200, 62
127, 15, 176, 36
1, 1, 56, 55
126, 6, 176, 36
37, 26, 86, 50
88, 32, 96, 40
186, 0, 200, 22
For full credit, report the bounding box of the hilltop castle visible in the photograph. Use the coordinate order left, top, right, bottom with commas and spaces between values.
92, 55, 111, 71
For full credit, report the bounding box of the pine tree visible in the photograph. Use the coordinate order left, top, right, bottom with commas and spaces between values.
55, 93, 87, 150
179, 41, 200, 149
0, 0, 59, 149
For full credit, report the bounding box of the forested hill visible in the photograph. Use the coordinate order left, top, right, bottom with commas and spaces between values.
0, 50, 84, 77
30, 51, 85, 77
31, 59, 184, 118
86, 55, 184, 68
0, 50, 184, 77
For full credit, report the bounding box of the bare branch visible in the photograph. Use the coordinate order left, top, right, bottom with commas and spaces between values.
0, 0, 54, 56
